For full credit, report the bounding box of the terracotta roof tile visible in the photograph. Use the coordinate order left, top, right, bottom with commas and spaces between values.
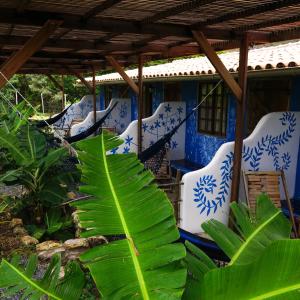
86, 40, 300, 83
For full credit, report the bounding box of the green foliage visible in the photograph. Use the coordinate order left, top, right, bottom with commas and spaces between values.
72, 131, 187, 299
200, 240, 300, 299
0, 102, 77, 240
0, 74, 88, 114
184, 194, 299, 300
0, 254, 85, 300
202, 194, 291, 266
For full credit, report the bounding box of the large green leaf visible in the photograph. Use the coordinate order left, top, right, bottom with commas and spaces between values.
0, 254, 85, 300
202, 194, 291, 265
0, 128, 29, 165
200, 240, 300, 300
73, 131, 186, 299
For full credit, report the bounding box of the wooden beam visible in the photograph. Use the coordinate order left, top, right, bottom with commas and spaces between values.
230, 34, 250, 203
92, 66, 97, 125
142, 0, 218, 24
0, 20, 61, 88
105, 55, 139, 94
46, 74, 64, 91
137, 55, 144, 154
82, 0, 123, 21
191, 0, 300, 28
0, 8, 235, 40
67, 67, 93, 93
16, 0, 31, 13
192, 30, 242, 101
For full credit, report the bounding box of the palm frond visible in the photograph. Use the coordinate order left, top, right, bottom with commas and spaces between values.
202, 194, 291, 265
200, 240, 300, 300
72, 131, 186, 299
0, 254, 85, 300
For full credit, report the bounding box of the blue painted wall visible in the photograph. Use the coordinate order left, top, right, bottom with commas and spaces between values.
182, 81, 237, 167
290, 76, 300, 199
99, 88, 105, 110
152, 82, 164, 112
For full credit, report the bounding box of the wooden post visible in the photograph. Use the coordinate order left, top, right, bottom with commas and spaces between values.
230, 34, 249, 202
105, 55, 139, 95
0, 20, 61, 88
92, 66, 97, 125
61, 75, 65, 111
137, 55, 144, 154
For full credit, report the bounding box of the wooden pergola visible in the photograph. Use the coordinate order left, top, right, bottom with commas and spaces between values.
0, 0, 299, 202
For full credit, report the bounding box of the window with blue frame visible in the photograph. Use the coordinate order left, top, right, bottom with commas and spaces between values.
198, 82, 228, 136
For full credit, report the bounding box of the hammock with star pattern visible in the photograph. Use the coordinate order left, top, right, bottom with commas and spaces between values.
65, 101, 118, 143
35, 104, 72, 128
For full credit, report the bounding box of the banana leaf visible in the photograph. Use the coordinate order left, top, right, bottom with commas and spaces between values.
72, 131, 186, 299
202, 194, 291, 266
0, 254, 85, 300
200, 240, 300, 300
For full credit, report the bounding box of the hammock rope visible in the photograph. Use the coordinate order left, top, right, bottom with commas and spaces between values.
139, 79, 223, 173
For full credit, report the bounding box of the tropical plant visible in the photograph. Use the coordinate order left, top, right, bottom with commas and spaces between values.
183, 194, 300, 299
0, 111, 77, 238
72, 131, 187, 299
0, 254, 85, 300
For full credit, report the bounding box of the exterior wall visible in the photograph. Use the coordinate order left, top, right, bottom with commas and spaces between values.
182, 81, 236, 167
180, 111, 300, 234
112, 101, 186, 160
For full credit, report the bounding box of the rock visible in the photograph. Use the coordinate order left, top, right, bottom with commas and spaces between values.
20, 235, 39, 246
10, 218, 23, 228
87, 236, 108, 247
67, 192, 77, 199
36, 240, 62, 252
38, 247, 65, 261
59, 266, 65, 279
13, 226, 28, 236
64, 238, 89, 250
64, 248, 86, 262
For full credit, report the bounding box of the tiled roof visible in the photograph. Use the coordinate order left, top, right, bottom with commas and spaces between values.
87, 40, 300, 83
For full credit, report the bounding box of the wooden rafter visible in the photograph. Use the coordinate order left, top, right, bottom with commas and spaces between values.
0, 8, 237, 40
82, 0, 123, 21
67, 67, 93, 93
105, 55, 139, 94
46, 74, 64, 91
142, 0, 218, 24
16, 0, 31, 13
0, 20, 61, 88
236, 14, 300, 33
191, 0, 300, 28
192, 30, 242, 101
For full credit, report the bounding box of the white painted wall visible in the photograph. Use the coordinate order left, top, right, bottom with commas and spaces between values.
180, 111, 300, 234
54, 95, 100, 129
70, 98, 131, 136
109, 101, 186, 160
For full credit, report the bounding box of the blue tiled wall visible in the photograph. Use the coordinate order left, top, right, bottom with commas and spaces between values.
181, 81, 237, 167
128, 88, 138, 121
290, 76, 300, 199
